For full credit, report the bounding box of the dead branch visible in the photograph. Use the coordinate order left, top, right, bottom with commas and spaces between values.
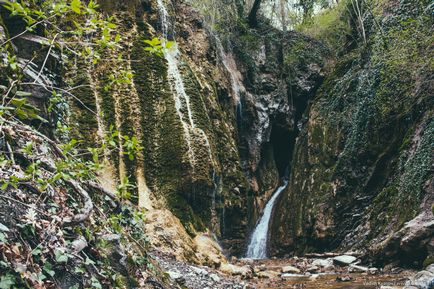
62, 178, 94, 225
84, 180, 119, 208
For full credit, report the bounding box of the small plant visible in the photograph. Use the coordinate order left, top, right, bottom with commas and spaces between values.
143, 37, 174, 57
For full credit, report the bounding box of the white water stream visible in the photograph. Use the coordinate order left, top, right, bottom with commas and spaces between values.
213, 34, 245, 117
246, 181, 288, 259
156, 0, 213, 167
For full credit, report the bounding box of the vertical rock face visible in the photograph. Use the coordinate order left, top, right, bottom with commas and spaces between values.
270, 0, 434, 267
64, 1, 251, 254
230, 27, 329, 235
62, 0, 329, 255
0, 0, 328, 257
4, 0, 431, 266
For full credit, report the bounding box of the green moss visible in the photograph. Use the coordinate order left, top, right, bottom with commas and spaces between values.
423, 256, 434, 268
166, 192, 205, 236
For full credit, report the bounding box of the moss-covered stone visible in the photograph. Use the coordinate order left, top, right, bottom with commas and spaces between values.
270, 0, 433, 265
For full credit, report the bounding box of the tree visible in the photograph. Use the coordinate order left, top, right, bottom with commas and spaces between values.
248, 0, 263, 27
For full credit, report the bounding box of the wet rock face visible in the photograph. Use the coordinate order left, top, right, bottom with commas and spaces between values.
230, 26, 329, 238
270, 0, 433, 266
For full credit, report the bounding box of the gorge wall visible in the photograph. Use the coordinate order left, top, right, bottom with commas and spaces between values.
60, 0, 328, 257
1, 0, 432, 269
270, 0, 434, 268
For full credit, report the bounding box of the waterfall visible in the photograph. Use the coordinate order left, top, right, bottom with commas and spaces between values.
156, 0, 214, 168
246, 180, 288, 259
213, 33, 245, 119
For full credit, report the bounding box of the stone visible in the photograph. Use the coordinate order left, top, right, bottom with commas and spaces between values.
368, 267, 379, 275
102, 234, 121, 242
281, 265, 301, 274
257, 270, 279, 279
405, 270, 434, 289
336, 275, 353, 282
281, 273, 306, 279
166, 270, 182, 280
219, 263, 252, 278
312, 258, 334, 270
348, 264, 369, 273
210, 273, 220, 282
70, 236, 87, 253
333, 255, 357, 266
306, 265, 319, 273
239, 258, 254, 265
191, 266, 208, 276
426, 264, 434, 273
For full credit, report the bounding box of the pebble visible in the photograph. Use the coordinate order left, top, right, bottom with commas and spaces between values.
368, 267, 379, 275
336, 275, 353, 282
166, 270, 182, 280
191, 266, 208, 276
210, 273, 221, 282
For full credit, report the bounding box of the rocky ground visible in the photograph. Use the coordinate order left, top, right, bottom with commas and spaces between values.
151, 251, 434, 289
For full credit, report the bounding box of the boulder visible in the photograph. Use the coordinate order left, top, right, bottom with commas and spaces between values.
333, 255, 357, 266
405, 270, 434, 289
426, 264, 434, 273
312, 258, 334, 270
306, 265, 319, 273
219, 263, 252, 278
281, 265, 301, 274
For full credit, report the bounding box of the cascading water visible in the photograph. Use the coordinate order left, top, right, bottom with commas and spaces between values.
213, 34, 245, 120
246, 180, 289, 259
156, 0, 214, 168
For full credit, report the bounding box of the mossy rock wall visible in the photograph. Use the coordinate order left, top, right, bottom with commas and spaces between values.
64, 1, 251, 254
271, 0, 433, 266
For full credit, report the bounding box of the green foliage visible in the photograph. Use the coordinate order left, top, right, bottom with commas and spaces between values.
0, 274, 16, 289
143, 37, 174, 57
296, 0, 351, 53
0, 0, 156, 287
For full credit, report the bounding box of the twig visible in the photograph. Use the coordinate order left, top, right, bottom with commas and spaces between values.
20, 82, 97, 115
84, 180, 119, 208
2, 80, 18, 106
62, 178, 94, 225
34, 33, 59, 84
0, 15, 56, 47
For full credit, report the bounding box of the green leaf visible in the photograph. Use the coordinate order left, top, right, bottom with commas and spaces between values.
43, 262, 55, 277
0, 222, 10, 232
54, 248, 68, 263
165, 41, 174, 49
15, 91, 32, 97
0, 274, 16, 289
90, 277, 102, 289
0, 232, 7, 244
10, 98, 27, 108
70, 0, 82, 14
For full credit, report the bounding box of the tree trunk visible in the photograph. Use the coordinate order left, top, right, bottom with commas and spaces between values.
248, 0, 262, 27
